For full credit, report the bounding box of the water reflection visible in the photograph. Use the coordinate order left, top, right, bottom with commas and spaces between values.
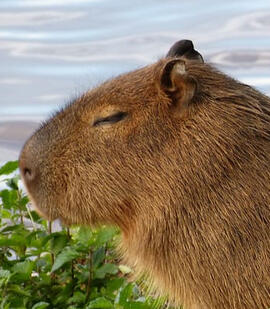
0, 0, 98, 8
0, 0, 270, 162
224, 11, 270, 33
0, 11, 86, 26
209, 50, 270, 67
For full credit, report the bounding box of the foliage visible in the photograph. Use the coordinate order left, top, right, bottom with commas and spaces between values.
0, 161, 175, 309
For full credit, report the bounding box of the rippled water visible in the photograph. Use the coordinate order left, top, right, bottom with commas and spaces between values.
1, 0, 270, 163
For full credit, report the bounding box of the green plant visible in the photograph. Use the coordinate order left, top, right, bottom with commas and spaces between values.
0, 161, 175, 309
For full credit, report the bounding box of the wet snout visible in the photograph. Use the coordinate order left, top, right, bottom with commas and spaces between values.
19, 139, 39, 191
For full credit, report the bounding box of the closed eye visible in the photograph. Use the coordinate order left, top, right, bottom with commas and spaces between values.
93, 111, 128, 127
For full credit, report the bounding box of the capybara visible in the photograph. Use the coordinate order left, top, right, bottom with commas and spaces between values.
19, 40, 270, 309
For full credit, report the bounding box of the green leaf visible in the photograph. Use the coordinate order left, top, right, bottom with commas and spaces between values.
106, 278, 125, 293
0, 269, 10, 278
77, 226, 93, 244
95, 227, 117, 246
0, 189, 18, 209
12, 260, 34, 281
86, 297, 113, 308
6, 175, 19, 190
50, 234, 69, 255
93, 247, 105, 268
19, 195, 29, 207
119, 283, 134, 305
127, 302, 151, 309
1, 301, 10, 309
0, 268, 11, 288
41, 231, 66, 247
25, 230, 45, 249
1, 209, 12, 219
51, 282, 73, 305
0, 234, 27, 247
94, 263, 118, 279
37, 272, 51, 286
51, 247, 80, 272
27, 210, 42, 223
0, 161, 18, 176
67, 291, 85, 304
32, 302, 50, 309
7, 284, 31, 297
119, 265, 132, 275
1, 224, 25, 233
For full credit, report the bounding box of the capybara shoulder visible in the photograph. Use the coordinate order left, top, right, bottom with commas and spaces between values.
20, 40, 270, 309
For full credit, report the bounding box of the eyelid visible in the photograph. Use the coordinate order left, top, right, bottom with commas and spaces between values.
93, 111, 128, 127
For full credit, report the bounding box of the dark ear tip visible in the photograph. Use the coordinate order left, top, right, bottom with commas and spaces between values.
166, 39, 204, 63
174, 39, 194, 50
166, 40, 194, 57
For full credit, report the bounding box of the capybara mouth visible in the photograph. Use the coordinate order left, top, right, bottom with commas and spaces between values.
19, 167, 58, 221
31, 203, 55, 221
25, 190, 59, 222
19, 144, 64, 222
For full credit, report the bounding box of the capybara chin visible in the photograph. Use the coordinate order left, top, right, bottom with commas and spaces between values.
19, 40, 270, 309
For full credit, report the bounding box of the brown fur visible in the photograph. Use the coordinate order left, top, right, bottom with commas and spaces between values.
19, 43, 270, 308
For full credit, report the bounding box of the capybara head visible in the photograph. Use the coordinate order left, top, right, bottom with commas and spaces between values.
19, 40, 270, 309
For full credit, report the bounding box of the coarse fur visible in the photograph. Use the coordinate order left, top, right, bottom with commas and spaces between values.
19, 40, 270, 309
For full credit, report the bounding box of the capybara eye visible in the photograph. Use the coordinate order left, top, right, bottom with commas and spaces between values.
93, 111, 127, 127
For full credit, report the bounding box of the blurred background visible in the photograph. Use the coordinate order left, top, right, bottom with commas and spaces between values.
0, 0, 270, 164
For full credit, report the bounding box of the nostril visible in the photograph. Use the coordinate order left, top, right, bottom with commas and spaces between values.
24, 168, 32, 177
23, 167, 35, 182
19, 146, 37, 184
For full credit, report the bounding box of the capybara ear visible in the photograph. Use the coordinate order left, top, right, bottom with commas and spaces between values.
166, 40, 204, 63
160, 59, 197, 117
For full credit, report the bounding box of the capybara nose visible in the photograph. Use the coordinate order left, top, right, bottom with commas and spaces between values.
19, 151, 37, 186
22, 166, 34, 182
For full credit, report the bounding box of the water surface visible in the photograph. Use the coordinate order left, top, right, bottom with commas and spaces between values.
1, 0, 270, 163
